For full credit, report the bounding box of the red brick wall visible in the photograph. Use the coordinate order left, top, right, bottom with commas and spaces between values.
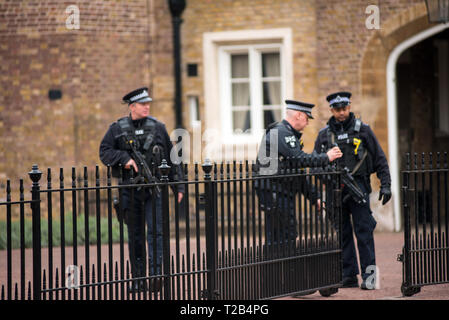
0, 0, 435, 182
0, 0, 162, 180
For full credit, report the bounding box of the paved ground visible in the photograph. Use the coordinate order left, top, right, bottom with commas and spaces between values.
282, 231, 449, 300
1, 231, 448, 300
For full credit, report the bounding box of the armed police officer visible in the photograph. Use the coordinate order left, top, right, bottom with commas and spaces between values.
313, 91, 391, 290
257, 100, 342, 246
99, 87, 184, 292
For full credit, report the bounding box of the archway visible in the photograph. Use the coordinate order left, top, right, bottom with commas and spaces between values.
387, 23, 449, 231
361, 3, 449, 232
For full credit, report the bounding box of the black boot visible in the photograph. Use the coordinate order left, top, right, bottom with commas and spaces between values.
129, 259, 148, 293
342, 276, 359, 288
150, 278, 162, 292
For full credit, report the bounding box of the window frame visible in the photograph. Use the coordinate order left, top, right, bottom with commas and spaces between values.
218, 44, 285, 144
203, 28, 293, 160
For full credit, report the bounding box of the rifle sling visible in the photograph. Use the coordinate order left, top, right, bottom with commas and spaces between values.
327, 128, 368, 176
352, 149, 368, 175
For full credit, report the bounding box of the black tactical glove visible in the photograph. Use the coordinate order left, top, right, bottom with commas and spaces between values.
378, 185, 392, 205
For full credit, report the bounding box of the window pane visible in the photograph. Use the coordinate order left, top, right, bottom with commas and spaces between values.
263, 109, 282, 128
233, 110, 251, 133
262, 52, 280, 77
231, 54, 249, 78
232, 83, 250, 106
263, 81, 281, 105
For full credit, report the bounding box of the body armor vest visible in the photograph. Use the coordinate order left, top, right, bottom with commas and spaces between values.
116, 116, 163, 170
327, 118, 371, 177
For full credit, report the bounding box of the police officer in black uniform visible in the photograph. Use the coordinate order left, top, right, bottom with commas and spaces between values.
257, 100, 342, 245
313, 91, 391, 290
99, 87, 184, 292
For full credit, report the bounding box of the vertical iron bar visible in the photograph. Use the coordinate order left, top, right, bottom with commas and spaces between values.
47, 169, 53, 300
245, 161, 250, 257
59, 168, 66, 301
238, 161, 244, 298
403, 153, 412, 290
19, 179, 25, 300
6, 180, 12, 300
95, 166, 102, 300
444, 152, 448, 283
159, 160, 171, 300
233, 161, 237, 262
220, 163, 225, 278
83, 167, 90, 300
203, 159, 217, 300
151, 177, 158, 301
421, 153, 428, 284
436, 153, 442, 283
29, 165, 42, 300
335, 162, 343, 286
174, 166, 181, 300
413, 153, 420, 285
184, 163, 191, 300
227, 162, 232, 267
429, 153, 435, 284
106, 166, 113, 299
71, 167, 78, 300
194, 163, 201, 300
118, 166, 125, 300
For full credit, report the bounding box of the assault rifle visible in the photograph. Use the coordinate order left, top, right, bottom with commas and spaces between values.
323, 143, 367, 205
115, 132, 161, 196
340, 166, 367, 204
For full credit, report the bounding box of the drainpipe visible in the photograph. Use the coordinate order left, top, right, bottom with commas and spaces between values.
168, 0, 186, 129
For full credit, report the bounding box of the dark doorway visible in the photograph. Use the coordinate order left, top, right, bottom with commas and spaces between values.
396, 29, 449, 161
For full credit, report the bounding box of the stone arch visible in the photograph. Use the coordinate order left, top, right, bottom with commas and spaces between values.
359, 2, 440, 232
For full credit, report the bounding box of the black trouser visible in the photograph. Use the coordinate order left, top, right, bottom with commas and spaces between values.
341, 182, 377, 280
122, 187, 163, 277
257, 189, 297, 247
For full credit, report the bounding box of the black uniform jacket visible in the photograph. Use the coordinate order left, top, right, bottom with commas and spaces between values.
313, 113, 391, 190
256, 119, 328, 202
258, 119, 329, 167
99, 115, 184, 190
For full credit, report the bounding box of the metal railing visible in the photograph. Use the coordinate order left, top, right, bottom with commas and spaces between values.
0, 158, 343, 300
400, 152, 449, 296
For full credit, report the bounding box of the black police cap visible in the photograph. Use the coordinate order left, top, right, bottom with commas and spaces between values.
326, 91, 351, 108
122, 87, 152, 104
285, 99, 314, 119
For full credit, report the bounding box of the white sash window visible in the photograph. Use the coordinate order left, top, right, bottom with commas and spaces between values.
203, 29, 293, 160
219, 45, 284, 142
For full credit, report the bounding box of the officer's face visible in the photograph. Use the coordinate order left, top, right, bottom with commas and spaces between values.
294, 111, 309, 131
331, 105, 350, 122
130, 102, 150, 120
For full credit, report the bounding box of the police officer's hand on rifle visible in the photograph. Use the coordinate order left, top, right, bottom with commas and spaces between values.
125, 159, 139, 172
326, 146, 343, 162
378, 185, 391, 205
124, 159, 183, 203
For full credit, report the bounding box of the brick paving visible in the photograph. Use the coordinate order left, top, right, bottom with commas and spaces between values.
1, 232, 448, 300
282, 232, 449, 300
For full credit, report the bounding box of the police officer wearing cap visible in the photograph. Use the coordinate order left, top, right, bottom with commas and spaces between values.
99, 87, 184, 292
313, 91, 391, 290
257, 99, 342, 245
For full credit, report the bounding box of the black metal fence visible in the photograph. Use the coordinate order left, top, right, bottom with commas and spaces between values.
400, 152, 449, 296
0, 159, 343, 300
